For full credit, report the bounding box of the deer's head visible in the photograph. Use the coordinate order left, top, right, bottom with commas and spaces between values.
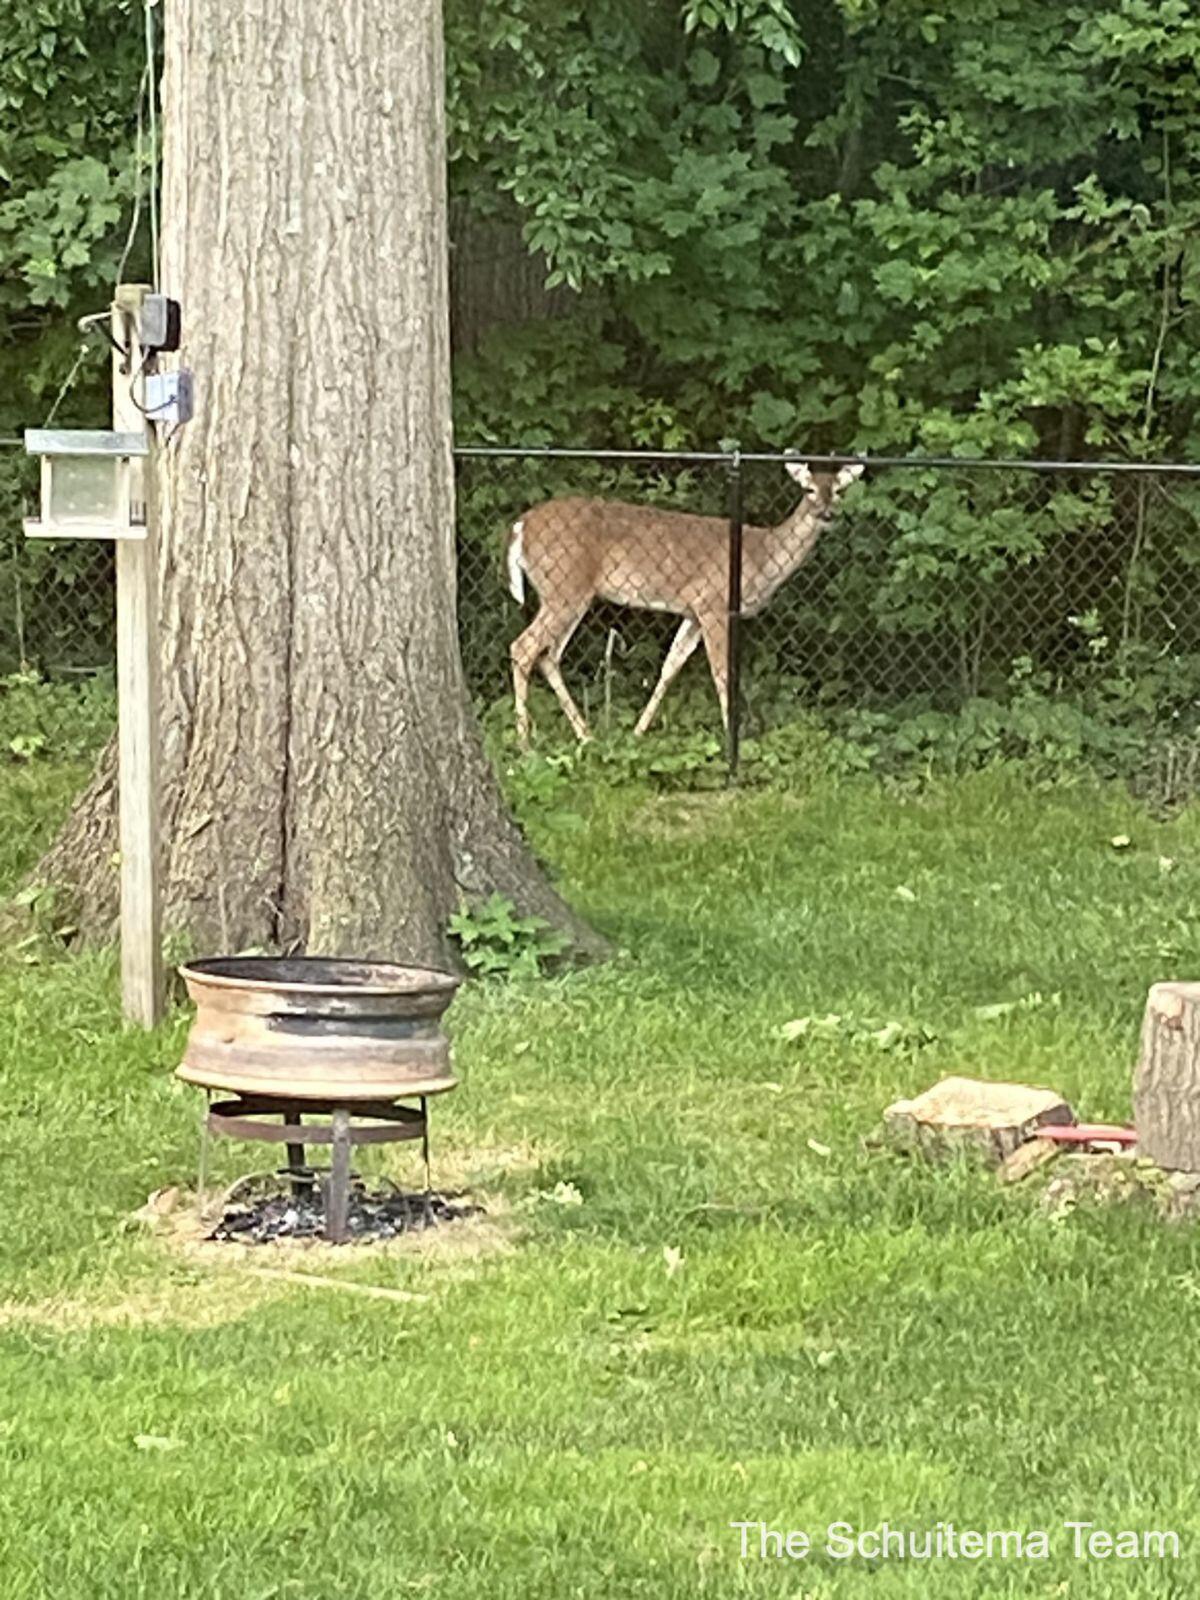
785, 459, 865, 519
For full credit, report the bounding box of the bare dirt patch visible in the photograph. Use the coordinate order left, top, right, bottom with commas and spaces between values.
156, 1176, 518, 1278
3, 1140, 539, 1334
0, 1273, 274, 1332
409, 1136, 551, 1192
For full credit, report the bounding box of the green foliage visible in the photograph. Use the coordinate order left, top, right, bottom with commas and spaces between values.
0, 669, 115, 762
7, 876, 78, 959
448, 891, 571, 977
572, 729, 729, 790
0, 0, 146, 430
1, 153, 126, 309
683, 0, 806, 67
779, 1010, 938, 1054
496, 750, 592, 839
448, 0, 1200, 465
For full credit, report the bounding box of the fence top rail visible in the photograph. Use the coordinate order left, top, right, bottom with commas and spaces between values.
4, 435, 1197, 475
454, 444, 1200, 476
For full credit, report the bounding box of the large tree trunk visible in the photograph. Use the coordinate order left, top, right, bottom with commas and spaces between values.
38, 0, 600, 967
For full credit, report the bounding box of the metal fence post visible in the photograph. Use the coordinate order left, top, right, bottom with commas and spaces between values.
725, 451, 744, 779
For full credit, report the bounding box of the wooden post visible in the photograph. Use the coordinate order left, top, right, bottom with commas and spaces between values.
1134, 982, 1200, 1170
111, 284, 164, 1027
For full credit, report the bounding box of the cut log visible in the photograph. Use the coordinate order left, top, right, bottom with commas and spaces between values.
997, 1138, 1062, 1185
882, 1075, 1074, 1164
1133, 982, 1200, 1170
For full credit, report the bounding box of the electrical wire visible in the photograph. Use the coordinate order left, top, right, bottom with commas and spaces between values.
144, 0, 160, 291
114, 64, 148, 289
127, 350, 156, 417
41, 341, 94, 428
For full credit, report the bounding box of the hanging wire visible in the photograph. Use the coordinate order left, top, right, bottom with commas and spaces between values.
114, 64, 149, 289
144, 0, 160, 291
41, 340, 94, 429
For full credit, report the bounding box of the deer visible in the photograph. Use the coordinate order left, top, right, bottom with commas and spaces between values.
506, 460, 864, 747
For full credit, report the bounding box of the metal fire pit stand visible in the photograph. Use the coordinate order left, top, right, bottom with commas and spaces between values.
200, 1094, 431, 1243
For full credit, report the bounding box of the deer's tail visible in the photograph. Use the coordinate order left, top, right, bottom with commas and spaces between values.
506, 519, 526, 605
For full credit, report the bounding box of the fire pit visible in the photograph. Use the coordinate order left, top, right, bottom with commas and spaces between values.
210, 1176, 480, 1245
177, 956, 461, 1242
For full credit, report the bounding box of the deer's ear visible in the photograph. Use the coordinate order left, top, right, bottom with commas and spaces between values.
785, 460, 814, 489
836, 462, 865, 488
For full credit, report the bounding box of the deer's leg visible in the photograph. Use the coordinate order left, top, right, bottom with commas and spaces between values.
633, 617, 701, 736
539, 605, 591, 742
511, 602, 589, 748
511, 619, 540, 751
511, 605, 562, 750
540, 658, 591, 742
697, 611, 730, 731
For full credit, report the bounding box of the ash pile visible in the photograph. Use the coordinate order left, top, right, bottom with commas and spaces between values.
211, 1178, 481, 1245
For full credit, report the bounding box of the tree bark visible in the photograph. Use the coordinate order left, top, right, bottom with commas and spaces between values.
1133, 981, 1200, 1170
38, 0, 601, 967
448, 199, 569, 356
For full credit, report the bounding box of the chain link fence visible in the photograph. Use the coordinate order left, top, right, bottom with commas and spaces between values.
0, 439, 117, 761
457, 448, 1200, 775
4, 438, 1200, 779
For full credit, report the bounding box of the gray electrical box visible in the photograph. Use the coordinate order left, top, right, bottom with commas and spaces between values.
140, 294, 181, 353
144, 370, 195, 426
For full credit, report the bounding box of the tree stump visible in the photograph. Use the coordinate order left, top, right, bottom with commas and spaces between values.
881, 1075, 1074, 1164
1133, 982, 1200, 1170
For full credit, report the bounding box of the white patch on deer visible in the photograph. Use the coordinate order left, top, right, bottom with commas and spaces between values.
508, 520, 526, 604
785, 460, 815, 489
836, 462, 865, 488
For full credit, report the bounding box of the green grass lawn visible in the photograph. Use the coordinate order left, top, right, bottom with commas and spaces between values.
2, 761, 1200, 1597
